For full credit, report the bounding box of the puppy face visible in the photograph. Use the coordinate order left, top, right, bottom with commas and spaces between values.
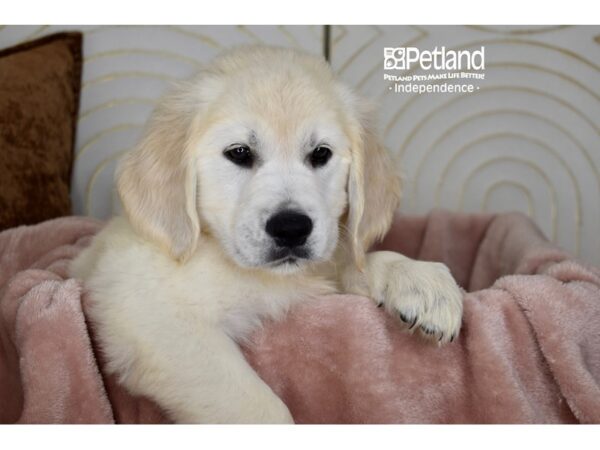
117, 47, 401, 273
195, 75, 352, 271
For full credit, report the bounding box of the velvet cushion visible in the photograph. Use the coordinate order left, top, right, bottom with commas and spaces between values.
0, 32, 83, 230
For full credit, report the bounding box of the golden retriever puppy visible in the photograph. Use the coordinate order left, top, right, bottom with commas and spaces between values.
70, 46, 463, 423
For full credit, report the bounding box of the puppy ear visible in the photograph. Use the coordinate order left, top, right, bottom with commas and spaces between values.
343, 90, 402, 269
116, 85, 201, 262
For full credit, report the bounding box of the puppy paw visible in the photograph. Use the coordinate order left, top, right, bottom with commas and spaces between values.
367, 251, 464, 344
237, 388, 295, 424
258, 396, 295, 424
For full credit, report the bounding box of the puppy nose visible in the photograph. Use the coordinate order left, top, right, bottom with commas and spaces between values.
265, 210, 313, 248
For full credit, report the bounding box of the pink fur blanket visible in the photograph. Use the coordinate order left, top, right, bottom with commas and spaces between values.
1, 211, 600, 424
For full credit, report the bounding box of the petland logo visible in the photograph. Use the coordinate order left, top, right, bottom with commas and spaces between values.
384, 46, 485, 71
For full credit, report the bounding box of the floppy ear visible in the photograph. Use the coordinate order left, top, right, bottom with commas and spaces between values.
116, 85, 201, 262
343, 91, 402, 270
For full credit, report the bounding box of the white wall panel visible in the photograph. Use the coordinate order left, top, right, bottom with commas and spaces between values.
330, 25, 600, 265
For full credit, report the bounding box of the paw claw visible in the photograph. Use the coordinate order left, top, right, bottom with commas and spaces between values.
398, 312, 413, 323
408, 317, 418, 330
420, 325, 436, 335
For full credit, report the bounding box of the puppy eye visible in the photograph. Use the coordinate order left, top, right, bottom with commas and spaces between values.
224, 145, 254, 168
309, 146, 332, 168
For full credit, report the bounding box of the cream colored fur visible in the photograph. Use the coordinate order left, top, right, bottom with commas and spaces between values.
70, 46, 463, 424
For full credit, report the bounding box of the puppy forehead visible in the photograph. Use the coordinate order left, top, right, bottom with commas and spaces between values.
221, 64, 340, 113
197, 54, 353, 157
207, 114, 349, 160
221, 97, 347, 151
205, 92, 347, 146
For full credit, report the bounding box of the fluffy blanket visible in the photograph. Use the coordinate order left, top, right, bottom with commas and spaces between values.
1, 211, 599, 424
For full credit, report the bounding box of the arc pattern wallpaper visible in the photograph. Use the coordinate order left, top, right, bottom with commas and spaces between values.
1, 25, 598, 265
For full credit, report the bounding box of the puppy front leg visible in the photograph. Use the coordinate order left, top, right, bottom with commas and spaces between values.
119, 325, 293, 424
341, 251, 463, 343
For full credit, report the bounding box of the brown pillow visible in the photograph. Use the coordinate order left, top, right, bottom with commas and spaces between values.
0, 32, 82, 231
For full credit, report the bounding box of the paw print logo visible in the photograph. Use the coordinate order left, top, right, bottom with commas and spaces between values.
384, 47, 406, 70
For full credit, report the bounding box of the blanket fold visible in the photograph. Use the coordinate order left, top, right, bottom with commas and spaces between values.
1, 211, 599, 423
